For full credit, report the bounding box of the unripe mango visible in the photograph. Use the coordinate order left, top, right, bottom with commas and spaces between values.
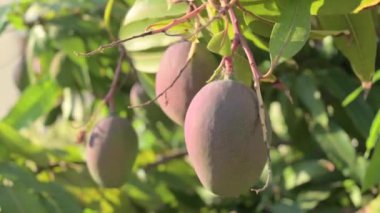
86, 116, 138, 187
155, 41, 218, 125
184, 80, 270, 197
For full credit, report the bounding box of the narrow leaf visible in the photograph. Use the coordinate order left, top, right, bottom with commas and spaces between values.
123, 0, 186, 25
103, 0, 115, 30
207, 30, 231, 56
239, 0, 280, 16
365, 110, 380, 156
312, 122, 356, 173
0, 185, 47, 213
295, 73, 329, 128
310, 30, 350, 40
311, 0, 359, 15
0, 4, 10, 34
3, 80, 61, 129
57, 37, 87, 71
354, 0, 380, 13
342, 87, 363, 107
0, 122, 48, 164
317, 69, 374, 139
269, 0, 311, 64
364, 141, 380, 190
318, 11, 377, 84
283, 160, 331, 190
342, 70, 380, 106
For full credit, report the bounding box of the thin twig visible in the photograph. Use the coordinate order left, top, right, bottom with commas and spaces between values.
104, 46, 127, 112
124, 3, 220, 109
226, 2, 272, 194
224, 32, 240, 77
128, 54, 193, 108
75, 32, 153, 56
186, 14, 221, 40
35, 161, 85, 174
76, 3, 207, 57
143, 149, 188, 171
262, 56, 280, 79
236, 0, 277, 80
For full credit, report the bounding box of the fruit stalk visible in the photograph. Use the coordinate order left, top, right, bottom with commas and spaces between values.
104, 46, 126, 113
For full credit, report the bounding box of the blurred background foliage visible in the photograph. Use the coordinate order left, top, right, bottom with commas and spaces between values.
0, 0, 380, 212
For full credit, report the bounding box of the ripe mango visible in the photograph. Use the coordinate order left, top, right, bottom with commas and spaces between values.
184, 80, 270, 197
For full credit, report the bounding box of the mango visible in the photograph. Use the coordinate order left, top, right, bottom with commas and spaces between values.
86, 116, 138, 187
184, 80, 270, 197
155, 41, 218, 125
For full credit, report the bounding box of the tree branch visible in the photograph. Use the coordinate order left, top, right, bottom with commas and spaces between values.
143, 149, 188, 171
75, 3, 207, 57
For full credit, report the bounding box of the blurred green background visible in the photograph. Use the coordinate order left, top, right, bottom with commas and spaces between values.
0, 0, 380, 212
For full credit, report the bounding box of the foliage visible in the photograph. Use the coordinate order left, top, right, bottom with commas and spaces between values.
0, 0, 380, 212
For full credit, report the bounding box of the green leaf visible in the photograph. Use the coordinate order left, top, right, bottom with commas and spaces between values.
343, 179, 362, 207
270, 202, 302, 213
296, 190, 331, 209
119, 0, 186, 53
0, 4, 11, 34
354, 0, 380, 13
318, 11, 377, 84
118, 0, 189, 74
56, 37, 88, 71
103, 0, 115, 30
207, 31, 231, 56
120, 18, 180, 51
233, 53, 252, 86
317, 69, 374, 139
124, 176, 164, 210
243, 28, 269, 51
241, 0, 362, 16
283, 160, 331, 190
3, 80, 61, 129
365, 110, 380, 157
0, 163, 41, 186
295, 73, 329, 128
129, 49, 165, 73
244, 15, 275, 38
312, 122, 356, 173
269, 0, 311, 64
239, 0, 280, 16
0, 123, 48, 164
123, 0, 186, 25
311, 0, 360, 15
350, 156, 368, 185
364, 141, 380, 190
342, 70, 380, 106
342, 87, 363, 107
310, 30, 350, 40
0, 185, 47, 213
38, 183, 82, 213
136, 72, 156, 99
0, 163, 46, 213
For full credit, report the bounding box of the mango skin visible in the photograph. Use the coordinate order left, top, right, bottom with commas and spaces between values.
86, 116, 138, 187
155, 41, 217, 125
184, 80, 270, 197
